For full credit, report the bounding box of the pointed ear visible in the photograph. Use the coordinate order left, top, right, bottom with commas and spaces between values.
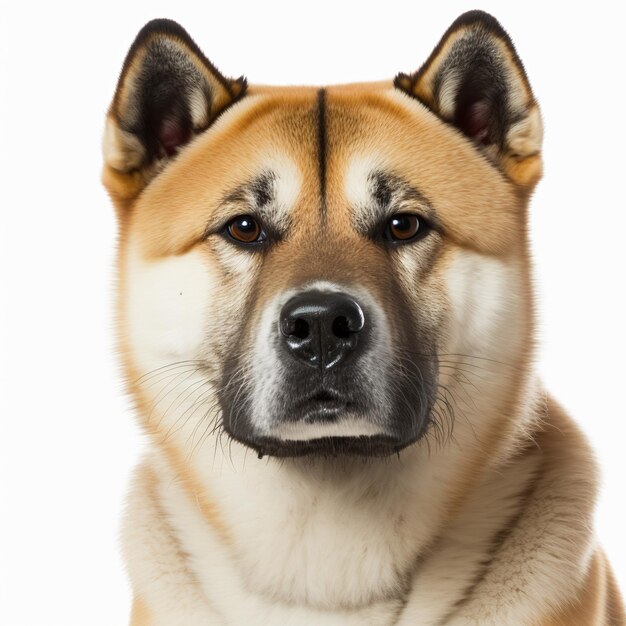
395, 11, 542, 188
102, 19, 246, 208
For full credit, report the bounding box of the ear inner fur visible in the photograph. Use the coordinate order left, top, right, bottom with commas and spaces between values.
102, 19, 247, 210
394, 10, 543, 188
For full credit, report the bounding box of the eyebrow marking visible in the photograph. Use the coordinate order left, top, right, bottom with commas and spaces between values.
350, 170, 437, 236
317, 88, 328, 219
370, 171, 393, 207
202, 172, 280, 239
370, 171, 435, 216
223, 172, 276, 206
250, 173, 274, 208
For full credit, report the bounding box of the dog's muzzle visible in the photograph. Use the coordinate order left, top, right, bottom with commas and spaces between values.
220, 288, 436, 458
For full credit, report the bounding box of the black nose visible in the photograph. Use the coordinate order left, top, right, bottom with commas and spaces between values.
279, 290, 366, 370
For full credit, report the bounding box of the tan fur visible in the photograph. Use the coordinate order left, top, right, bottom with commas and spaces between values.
539, 551, 625, 625
104, 14, 623, 626
130, 598, 151, 626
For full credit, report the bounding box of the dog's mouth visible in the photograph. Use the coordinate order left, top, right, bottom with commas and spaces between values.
294, 390, 351, 422
221, 386, 423, 458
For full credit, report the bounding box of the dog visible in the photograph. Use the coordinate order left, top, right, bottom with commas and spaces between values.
102, 11, 624, 625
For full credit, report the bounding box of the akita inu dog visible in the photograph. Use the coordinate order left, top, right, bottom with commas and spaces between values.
103, 11, 624, 625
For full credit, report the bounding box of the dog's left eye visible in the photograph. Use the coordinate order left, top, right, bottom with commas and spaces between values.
383, 214, 423, 242
225, 215, 265, 245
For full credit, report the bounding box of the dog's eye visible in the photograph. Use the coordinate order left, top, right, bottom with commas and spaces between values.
384, 214, 422, 242
226, 215, 264, 244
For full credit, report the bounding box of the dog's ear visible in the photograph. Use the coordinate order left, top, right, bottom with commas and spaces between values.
102, 19, 246, 209
395, 11, 542, 188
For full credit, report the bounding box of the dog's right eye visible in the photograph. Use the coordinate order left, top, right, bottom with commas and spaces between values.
381, 213, 429, 244
225, 215, 265, 245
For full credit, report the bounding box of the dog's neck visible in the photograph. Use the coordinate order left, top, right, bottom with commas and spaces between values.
137, 363, 543, 615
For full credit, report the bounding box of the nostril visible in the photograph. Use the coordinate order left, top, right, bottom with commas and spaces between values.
332, 316, 351, 339
292, 318, 310, 339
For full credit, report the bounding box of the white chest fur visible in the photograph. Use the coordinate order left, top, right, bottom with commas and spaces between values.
158, 449, 443, 610
126, 455, 410, 625
123, 434, 550, 626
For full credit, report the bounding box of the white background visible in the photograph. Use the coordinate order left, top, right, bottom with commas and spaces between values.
0, 1, 624, 624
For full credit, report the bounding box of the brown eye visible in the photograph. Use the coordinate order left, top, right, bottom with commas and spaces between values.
386, 214, 421, 242
227, 215, 263, 244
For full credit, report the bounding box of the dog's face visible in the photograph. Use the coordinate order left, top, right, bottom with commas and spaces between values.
104, 13, 542, 459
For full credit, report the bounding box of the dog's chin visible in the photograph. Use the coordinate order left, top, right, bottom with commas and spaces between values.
232, 434, 417, 459
223, 406, 423, 458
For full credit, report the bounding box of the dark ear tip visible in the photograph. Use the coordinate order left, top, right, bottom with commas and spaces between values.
448, 10, 511, 42
451, 10, 501, 28
119, 19, 199, 87
230, 75, 249, 99
393, 73, 412, 89
448, 10, 530, 91
134, 18, 193, 44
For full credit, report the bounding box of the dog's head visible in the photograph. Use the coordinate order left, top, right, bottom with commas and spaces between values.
104, 13, 541, 459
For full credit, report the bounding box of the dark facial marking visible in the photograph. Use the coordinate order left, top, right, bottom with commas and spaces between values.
250, 173, 274, 208
222, 172, 276, 207
371, 171, 393, 207
201, 172, 286, 248
354, 171, 437, 239
317, 88, 328, 219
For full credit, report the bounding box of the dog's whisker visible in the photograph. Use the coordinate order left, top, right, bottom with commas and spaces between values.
135, 360, 207, 384
150, 368, 204, 428
163, 380, 218, 442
